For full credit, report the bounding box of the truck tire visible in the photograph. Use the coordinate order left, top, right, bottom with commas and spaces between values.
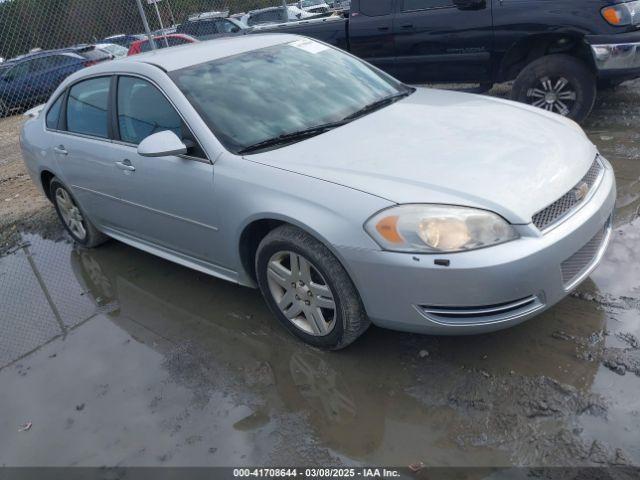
511, 54, 596, 123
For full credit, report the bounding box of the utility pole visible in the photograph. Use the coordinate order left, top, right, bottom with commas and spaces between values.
151, 0, 170, 47
165, 0, 177, 26
135, 0, 157, 50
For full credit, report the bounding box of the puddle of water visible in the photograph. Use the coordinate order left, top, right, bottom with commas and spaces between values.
0, 226, 638, 467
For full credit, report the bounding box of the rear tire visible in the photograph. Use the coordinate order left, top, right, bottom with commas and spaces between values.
256, 225, 370, 350
511, 54, 596, 123
50, 178, 108, 248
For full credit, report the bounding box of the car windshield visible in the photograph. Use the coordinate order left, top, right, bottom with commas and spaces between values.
170, 40, 410, 154
301, 0, 323, 6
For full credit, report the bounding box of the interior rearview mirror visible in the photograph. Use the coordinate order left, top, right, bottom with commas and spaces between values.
137, 130, 188, 157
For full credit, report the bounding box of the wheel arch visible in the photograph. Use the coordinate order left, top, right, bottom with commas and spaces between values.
40, 169, 56, 202
498, 33, 595, 82
236, 214, 363, 294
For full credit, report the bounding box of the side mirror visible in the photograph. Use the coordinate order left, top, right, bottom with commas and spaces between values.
137, 130, 188, 157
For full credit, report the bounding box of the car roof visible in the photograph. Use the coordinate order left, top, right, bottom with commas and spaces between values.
111, 33, 297, 72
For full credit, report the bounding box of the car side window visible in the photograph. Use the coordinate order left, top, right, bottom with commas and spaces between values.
66, 77, 110, 138
4, 62, 29, 81
116, 76, 206, 159
198, 21, 218, 36
216, 19, 238, 33
402, 0, 453, 11
360, 0, 393, 16
46, 93, 65, 130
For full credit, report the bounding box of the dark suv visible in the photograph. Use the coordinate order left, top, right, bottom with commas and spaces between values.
0, 46, 111, 117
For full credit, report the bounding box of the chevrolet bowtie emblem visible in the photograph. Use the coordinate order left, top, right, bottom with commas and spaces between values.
574, 182, 589, 202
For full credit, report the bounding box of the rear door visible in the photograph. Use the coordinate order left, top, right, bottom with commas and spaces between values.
392, 0, 493, 83
348, 0, 397, 74
52, 76, 120, 224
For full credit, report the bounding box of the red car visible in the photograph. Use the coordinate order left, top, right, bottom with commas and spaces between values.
127, 34, 198, 56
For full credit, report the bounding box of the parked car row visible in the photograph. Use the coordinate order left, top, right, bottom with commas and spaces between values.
0, 45, 112, 117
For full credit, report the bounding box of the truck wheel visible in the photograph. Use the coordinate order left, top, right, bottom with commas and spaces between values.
256, 225, 370, 350
511, 54, 596, 123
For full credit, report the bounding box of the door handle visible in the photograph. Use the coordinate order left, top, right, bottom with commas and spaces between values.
53, 145, 68, 156
377, 26, 389, 31
115, 159, 135, 172
400, 24, 414, 29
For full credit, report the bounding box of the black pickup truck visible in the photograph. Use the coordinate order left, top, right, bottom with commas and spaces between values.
254, 0, 640, 122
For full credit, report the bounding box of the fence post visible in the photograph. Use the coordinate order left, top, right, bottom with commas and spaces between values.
135, 0, 157, 50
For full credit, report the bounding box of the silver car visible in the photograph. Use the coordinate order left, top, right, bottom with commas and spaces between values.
20, 34, 616, 349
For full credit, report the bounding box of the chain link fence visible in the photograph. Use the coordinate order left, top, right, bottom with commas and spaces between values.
0, 0, 317, 118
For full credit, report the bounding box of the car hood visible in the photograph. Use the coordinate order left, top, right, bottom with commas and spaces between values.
246, 88, 599, 224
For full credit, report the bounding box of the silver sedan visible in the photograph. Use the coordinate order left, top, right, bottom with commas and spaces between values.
20, 34, 616, 349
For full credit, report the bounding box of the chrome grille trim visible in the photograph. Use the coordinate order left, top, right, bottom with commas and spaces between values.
533, 157, 604, 232
417, 295, 545, 326
561, 218, 613, 291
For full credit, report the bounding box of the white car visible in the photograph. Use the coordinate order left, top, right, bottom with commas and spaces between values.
297, 0, 331, 14
240, 6, 315, 27
94, 43, 129, 59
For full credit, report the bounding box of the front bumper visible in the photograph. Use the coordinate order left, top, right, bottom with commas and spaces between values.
587, 31, 640, 78
338, 160, 617, 335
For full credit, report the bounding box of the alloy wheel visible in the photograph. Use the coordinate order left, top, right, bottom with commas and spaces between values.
55, 187, 87, 241
526, 76, 577, 116
266, 250, 336, 336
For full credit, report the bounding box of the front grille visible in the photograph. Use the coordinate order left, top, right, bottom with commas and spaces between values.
533, 157, 604, 231
561, 220, 611, 289
417, 295, 544, 326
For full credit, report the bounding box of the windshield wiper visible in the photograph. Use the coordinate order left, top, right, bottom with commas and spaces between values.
238, 119, 348, 154
237, 89, 413, 155
340, 90, 413, 122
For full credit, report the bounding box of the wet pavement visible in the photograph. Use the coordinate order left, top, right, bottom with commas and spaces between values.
0, 82, 639, 467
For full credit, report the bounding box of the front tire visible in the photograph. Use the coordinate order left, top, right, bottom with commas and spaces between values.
256, 225, 370, 350
511, 54, 596, 123
50, 178, 108, 248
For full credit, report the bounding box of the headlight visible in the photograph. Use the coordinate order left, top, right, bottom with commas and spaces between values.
365, 205, 519, 253
602, 1, 640, 26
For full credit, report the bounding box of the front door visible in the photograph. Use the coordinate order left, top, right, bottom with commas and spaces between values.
392, 0, 493, 83
106, 75, 221, 264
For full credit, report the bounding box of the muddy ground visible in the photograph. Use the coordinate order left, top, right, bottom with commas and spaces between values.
0, 82, 639, 469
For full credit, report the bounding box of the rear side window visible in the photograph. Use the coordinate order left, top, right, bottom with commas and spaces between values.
117, 76, 182, 144
360, 0, 393, 16
197, 21, 218, 36
217, 19, 239, 33
46, 94, 64, 129
66, 77, 110, 138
